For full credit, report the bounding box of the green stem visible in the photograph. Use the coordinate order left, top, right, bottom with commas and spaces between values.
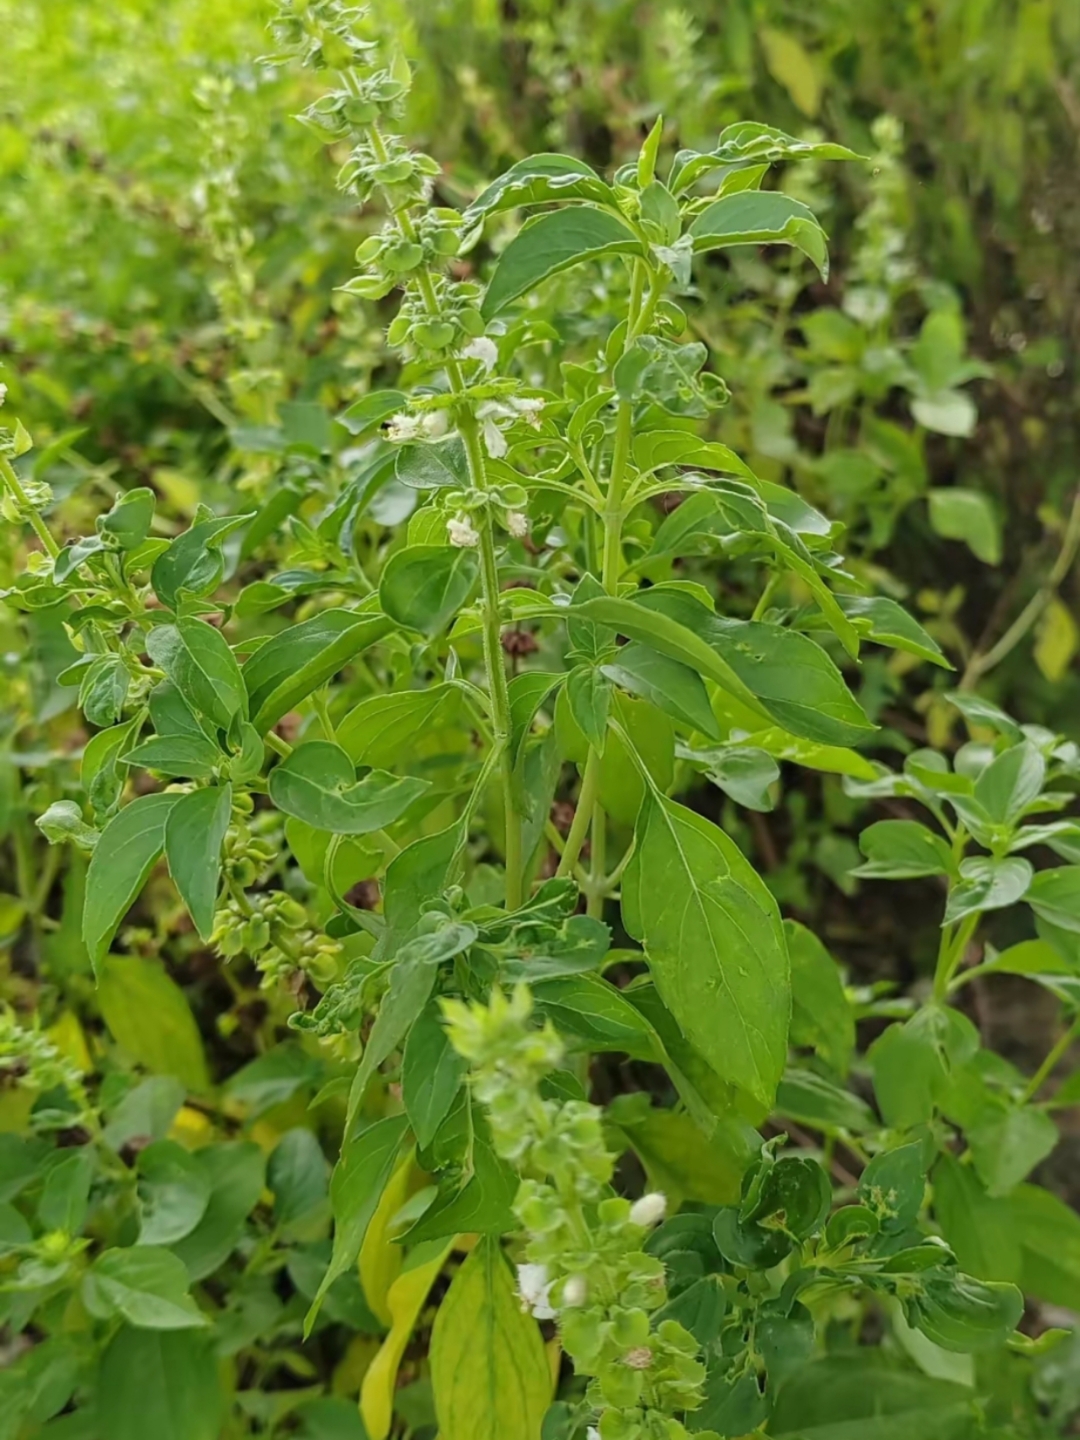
369, 121, 522, 908
1, 454, 60, 558
932, 912, 980, 1001
1022, 1018, 1080, 1103
556, 748, 600, 880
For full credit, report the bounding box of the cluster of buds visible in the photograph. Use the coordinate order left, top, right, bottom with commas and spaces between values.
210, 889, 340, 988
442, 987, 710, 1439
0, 1008, 91, 1131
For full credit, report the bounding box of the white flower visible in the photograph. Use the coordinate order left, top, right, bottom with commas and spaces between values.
511, 395, 544, 427
422, 409, 450, 438
386, 412, 425, 443
517, 1263, 555, 1319
462, 336, 498, 373
480, 415, 508, 458
587, 1430, 601, 1440
447, 514, 480, 548
0, 383, 7, 407
629, 1192, 667, 1227
505, 510, 528, 539
562, 1274, 587, 1307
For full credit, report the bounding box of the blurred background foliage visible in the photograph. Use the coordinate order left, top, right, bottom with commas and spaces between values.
3, 0, 1080, 1191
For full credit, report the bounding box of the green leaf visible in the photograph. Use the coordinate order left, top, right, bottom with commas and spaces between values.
869, 1006, 978, 1128
429, 1236, 551, 1440
572, 594, 771, 724
405, 1128, 518, 1244
402, 1001, 468, 1151
165, 784, 231, 939
336, 389, 407, 438
481, 205, 643, 317
147, 620, 246, 731
858, 1144, 927, 1232
151, 512, 252, 611
632, 427, 755, 479
943, 856, 1032, 923
973, 740, 1045, 824
934, 1152, 1021, 1283
786, 920, 855, 1074
137, 1141, 212, 1246
98, 955, 210, 1092
1025, 865, 1080, 934
243, 608, 393, 734
507, 670, 565, 764
38, 1149, 93, 1234
612, 1102, 756, 1206
83, 794, 178, 973
531, 974, 659, 1059
223, 1044, 322, 1118
170, 1142, 266, 1282
346, 922, 476, 1126
928, 489, 1001, 566
308, 1115, 409, 1332
97, 1328, 224, 1440
269, 741, 429, 835
835, 594, 951, 669
1008, 1182, 1080, 1309
565, 667, 612, 755
854, 819, 955, 880
99, 487, 156, 549
624, 790, 789, 1107
689, 191, 829, 277
769, 1356, 980, 1439
83, 1246, 205, 1330
601, 641, 721, 738
377, 821, 464, 952
913, 390, 977, 438
103, 1077, 186, 1152
268, 1128, 330, 1231
465, 153, 613, 222
379, 544, 480, 635
337, 684, 462, 765
908, 1273, 1022, 1353
697, 743, 780, 811
635, 589, 873, 744
122, 734, 222, 780
775, 1068, 875, 1133
968, 1105, 1058, 1197
395, 435, 469, 490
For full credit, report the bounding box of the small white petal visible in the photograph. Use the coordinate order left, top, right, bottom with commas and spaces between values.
422, 410, 449, 438
0, 383, 7, 408
629, 1192, 667, 1227
386, 413, 424, 442
481, 417, 508, 458
517, 1262, 555, 1319
447, 516, 480, 548
462, 336, 498, 373
505, 510, 528, 539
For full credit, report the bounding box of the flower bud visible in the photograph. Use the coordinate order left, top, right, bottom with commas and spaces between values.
447, 514, 480, 548
628, 1192, 667, 1227
562, 1274, 587, 1307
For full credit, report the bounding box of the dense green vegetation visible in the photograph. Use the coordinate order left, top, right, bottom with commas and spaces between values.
2, 2, 1080, 1437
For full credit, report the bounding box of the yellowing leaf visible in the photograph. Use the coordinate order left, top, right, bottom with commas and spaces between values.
98, 955, 210, 1093
361, 1237, 455, 1440
1035, 596, 1078, 682
429, 1238, 551, 1440
46, 1010, 91, 1073
358, 1151, 427, 1325
760, 28, 823, 117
